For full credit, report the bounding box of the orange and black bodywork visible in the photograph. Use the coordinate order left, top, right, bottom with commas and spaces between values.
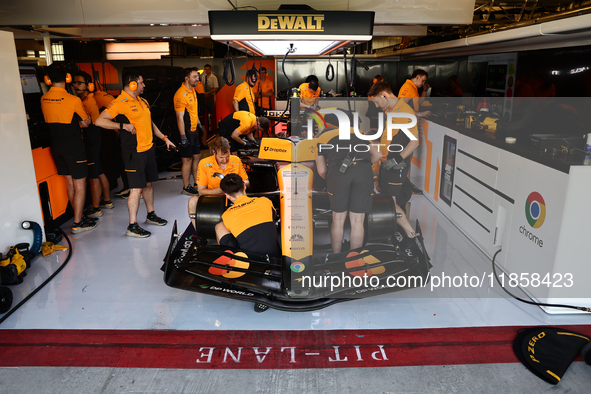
163, 137, 431, 312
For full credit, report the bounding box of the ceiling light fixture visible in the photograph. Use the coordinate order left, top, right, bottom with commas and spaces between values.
209, 9, 374, 56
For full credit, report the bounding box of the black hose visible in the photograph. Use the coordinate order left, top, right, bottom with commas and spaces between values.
350, 43, 357, 90
223, 42, 236, 86
491, 249, 590, 312
0, 227, 73, 324
326, 55, 334, 82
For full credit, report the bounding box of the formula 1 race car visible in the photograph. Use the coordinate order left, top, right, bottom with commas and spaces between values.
162, 136, 432, 312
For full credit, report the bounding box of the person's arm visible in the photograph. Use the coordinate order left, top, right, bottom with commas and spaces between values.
369, 144, 382, 164
175, 110, 186, 137
197, 183, 223, 195
232, 99, 240, 112
96, 111, 136, 134
263, 82, 274, 97
315, 155, 327, 179
231, 128, 247, 146
152, 121, 176, 150
400, 139, 419, 160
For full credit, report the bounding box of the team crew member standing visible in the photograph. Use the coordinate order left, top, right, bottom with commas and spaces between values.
201, 64, 219, 129
315, 128, 382, 254
214, 174, 281, 257
254, 67, 274, 111
96, 71, 176, 238
187, 137, 249, 230
174, 67, 203, 196
368, 81, 419, 239
41, 63, 95, 234
217, 111, 269, 153
72, 71, 113, 216
398, 69, 431, 195
233, 69, 257, 114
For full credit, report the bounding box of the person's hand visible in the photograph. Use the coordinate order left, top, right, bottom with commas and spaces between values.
420, 110, 431, 117
180, 134, 189, 148
382, 154, 406, 171
423, 82, 430, 91
165, 139, 177, 151
122, 123, 136, 134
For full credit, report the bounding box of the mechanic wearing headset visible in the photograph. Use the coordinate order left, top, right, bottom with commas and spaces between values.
174, 67, 203, 196
40, 63, 94, 234
233, 69, 258, 114
315, 126, 382, 254
187, 136, 249, 230
217, 110, 270, 154
299, 75, 321, 107
72, 71, 113, 216
96, 70, 175, 238
215, 173, 281, 257
368, 81, 419, 240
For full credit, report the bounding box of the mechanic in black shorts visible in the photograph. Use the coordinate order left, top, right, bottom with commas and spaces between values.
368, 81, 419, 239
315, 127, 382, 253
40, 63, 95, 234
96, 70, 176, 238
215, 174, 281, 257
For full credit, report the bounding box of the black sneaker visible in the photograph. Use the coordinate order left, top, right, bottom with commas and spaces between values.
146, 211, 167, 226
411, 183, 423, 195
84, 206, 103, 218
100, 199, 114, 209
83, 216, 99, 224
126, 223, 151, 238
72, 218, 97, 234
181, 185, 199, 196
119, 190, 130, 200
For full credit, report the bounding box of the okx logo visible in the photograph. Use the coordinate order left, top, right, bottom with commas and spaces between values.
525, 192, 546, 228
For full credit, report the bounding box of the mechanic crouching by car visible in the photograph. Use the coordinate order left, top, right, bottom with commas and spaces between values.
188, 136, 250, 230
315, 126, 382, 254
217, 110, 270, 154
214, 174, 281, 257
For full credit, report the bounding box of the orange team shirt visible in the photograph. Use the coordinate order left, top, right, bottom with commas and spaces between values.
299, 82, 320, 98
40, 86, 88, 146
234, 111, 257, 135
81, 93, 100, 123
173, 83, 198, 132
194, 80, 205, 95
233, 81, 256, 114
376, 99, 418, 157
398, 79, 420, 112
94, 90, 115, 111
222, 195, 276, 237
254, 79, 274, 108
105, 90, 154, 153
196, 154, 248, 190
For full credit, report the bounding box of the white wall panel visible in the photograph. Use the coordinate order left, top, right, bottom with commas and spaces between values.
0, 30, 45, 250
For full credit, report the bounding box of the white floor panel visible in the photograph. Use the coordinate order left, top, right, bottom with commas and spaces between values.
2, 174, 590, 330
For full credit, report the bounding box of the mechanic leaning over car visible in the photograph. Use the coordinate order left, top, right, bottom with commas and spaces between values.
315, 125, 382, 254
217, 110, 270, 154
367, 81, 419, 240
188, 136, 250, 230
96, 70, 176, 238
214, 173, 282, 257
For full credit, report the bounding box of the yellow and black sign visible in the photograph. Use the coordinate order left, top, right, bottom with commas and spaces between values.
209, 10, 374, 37
258, 14, 324, 32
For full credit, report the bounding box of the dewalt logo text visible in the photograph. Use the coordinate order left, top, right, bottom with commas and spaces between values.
258, 14, 324, 31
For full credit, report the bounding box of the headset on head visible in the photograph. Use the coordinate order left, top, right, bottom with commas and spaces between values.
128, 80, 138, 91
44, 73, 72, 86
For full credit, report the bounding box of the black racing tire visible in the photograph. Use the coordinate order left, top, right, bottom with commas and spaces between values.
0, 286, 13, 314
582, 341, 591, 365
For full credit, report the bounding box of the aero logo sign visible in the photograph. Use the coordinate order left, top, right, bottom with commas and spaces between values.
525, 192, 546, 229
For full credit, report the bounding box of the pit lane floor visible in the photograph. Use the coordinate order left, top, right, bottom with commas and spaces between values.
1, 174, 590, 393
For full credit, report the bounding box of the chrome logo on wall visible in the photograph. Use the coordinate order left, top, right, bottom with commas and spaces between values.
525, 192, 546, 229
